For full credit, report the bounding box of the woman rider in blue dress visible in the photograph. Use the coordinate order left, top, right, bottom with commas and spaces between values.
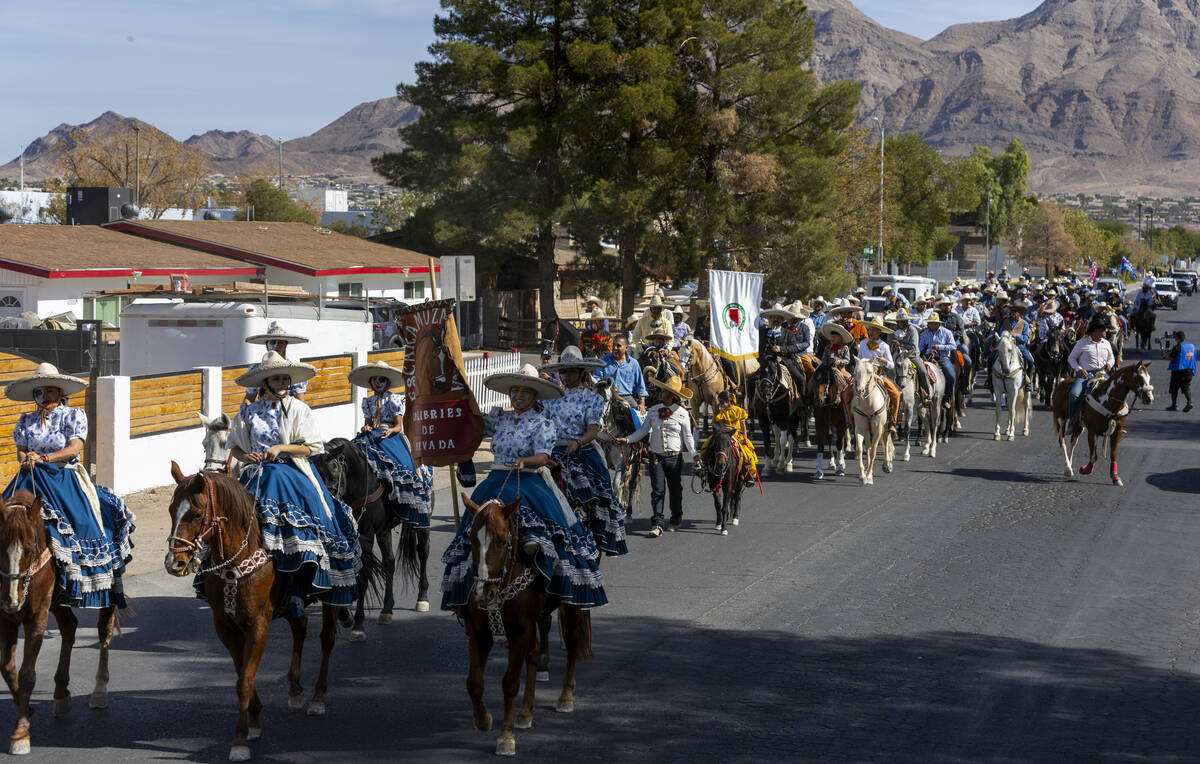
539, 346, 627, 556
227, 352, 361, 616
241, 322, 309, 410
2, 363, 134, 608
347, 360, 433, 526
441, 364, 606, 611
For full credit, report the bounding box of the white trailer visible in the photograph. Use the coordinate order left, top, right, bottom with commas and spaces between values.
866, 275, 939, 304
119, 299, 372, 376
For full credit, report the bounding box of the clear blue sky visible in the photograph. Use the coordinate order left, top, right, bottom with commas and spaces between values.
0, 0, 1042, 165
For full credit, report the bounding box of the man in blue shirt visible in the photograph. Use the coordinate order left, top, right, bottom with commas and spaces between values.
1164, 330, 1195, 412
1132, 282, 1157, 312
594, 335, 647, 416
919, 313, 957, 394
811, 296, 828, 331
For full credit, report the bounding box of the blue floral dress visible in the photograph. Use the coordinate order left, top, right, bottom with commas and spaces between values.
353, 391, 434, 526
3, 405, 135, 609
541, 386, 627, 555
441, 406, 607, 610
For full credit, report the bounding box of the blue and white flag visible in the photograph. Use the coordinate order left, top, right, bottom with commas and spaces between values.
709, 269, 763, 362
1120, 256, 1137, 276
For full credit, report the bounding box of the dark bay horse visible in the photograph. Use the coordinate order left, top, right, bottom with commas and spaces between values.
1051, 363, 1155, 485
0, 490, 118, 755
1131, 305, 1156, 352
165, 463, 384, 761
460, 496, 593, 757
700, 427, 745, 535
811, 365, 850, 479
751, 356, 802, 473
1033, 327, 1069, 404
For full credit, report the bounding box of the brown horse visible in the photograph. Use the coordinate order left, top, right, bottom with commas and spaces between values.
1051, 363, 1155, 486
684, 338, 727, 433
165, 463, 368, 762
0, 490, 117, 755
812, 366, 851, 479
460, 495, 593, 757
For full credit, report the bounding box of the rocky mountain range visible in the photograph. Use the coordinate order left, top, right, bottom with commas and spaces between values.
807, 0, 1200, 195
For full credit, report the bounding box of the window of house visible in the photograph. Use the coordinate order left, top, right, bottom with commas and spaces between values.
338, 282, 363, 298
403, 281, 424, 300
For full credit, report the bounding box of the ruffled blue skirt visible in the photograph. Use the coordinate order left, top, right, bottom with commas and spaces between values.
353, 429, 433, 528
441, 469, 607, 610
552, 443, 627, 556
3, 464, 135, 609
234, 459, 362, 607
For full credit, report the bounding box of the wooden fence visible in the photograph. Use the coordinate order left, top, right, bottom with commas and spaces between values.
129, 370, 204, 437
220, 353, 354, 414
0, 351, 92, 485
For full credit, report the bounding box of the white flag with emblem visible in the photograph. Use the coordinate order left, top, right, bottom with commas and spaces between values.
709, 269, 763, 361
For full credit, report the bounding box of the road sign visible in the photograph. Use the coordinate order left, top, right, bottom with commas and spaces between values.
439, 256, 477, 303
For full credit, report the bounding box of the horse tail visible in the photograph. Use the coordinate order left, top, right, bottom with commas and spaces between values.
357, 537, 386, 606
560, 605, 594, 662
393, 521, 424, 590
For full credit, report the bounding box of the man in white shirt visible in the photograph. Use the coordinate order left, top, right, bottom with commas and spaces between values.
858, 321, 901, 435
1066, 318, 1116, 426
631, 294, 677, 348
619, 376, 696, 537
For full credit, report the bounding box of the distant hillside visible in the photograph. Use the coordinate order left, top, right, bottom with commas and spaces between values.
183, 129, 277, 159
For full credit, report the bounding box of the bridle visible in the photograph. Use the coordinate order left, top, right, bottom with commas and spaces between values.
852, 365, 888, 419
169, 473, 232, 567
1086, 365, 1155, 421
203, 455, 232, 473
0, 500, 52, 610
471, 496, 535, 647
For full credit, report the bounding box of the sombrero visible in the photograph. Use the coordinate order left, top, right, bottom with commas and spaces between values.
787, 300, 811, 319
648, 295, 666, 308
893, 309, 917, 324
245, 321, 309, 346
583, 294, 603, 306
811, 295, 828, 308
348, 360, 405, 389
582, 308, 612, 320
828, 299, 859, 315
542, 345, 605, 373
854, 286, 868, 295
647, 375, 692, 401
995, 291, 1010, 301
924, 313, 943, 325
760, 302, 796, 321
1039, 299, 1059, 314
483, 363, 563, 399
236, 351, 317, 389
820, 322, 853, 344
645, 327, 674, 341
861, 320, 893, 334
934, 296, 952, 307
4, 363, 88, 402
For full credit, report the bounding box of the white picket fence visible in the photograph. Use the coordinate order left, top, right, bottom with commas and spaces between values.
464, 350, 521, 409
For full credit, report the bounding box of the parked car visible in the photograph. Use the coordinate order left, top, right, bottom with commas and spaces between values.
1153, 278, 1180, 310
1094, 277, 1124, 295
1169, 271, 1197, 295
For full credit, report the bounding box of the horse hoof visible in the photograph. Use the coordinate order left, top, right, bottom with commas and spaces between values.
835, 468, 845, 476
9, 738, 29, 756
228, 746, 251, 762
247, 727, 262, 741
994, 434, 1001, 441
784, 463, 793, 473
287, 693, 305, 711
377, 612, 394, 624
536, 671, 549, 683
721, 529, 728, 536
496, 738, 516, 756
1064, 468, 1074, 477
54, 696, 71, 715
1113, 477, 1123, 486
1079, 464, 1093, 476
556, 700, 575, 713
1007, 434, 1014, 441
475, 712, 493, 732
307, 701, 326, 717
731, 518, 738, 526
415, 601, 430, 613
903, 453, 910, 462
88, 691, 107, 710
882, 464, 892, 473
515, 715, 533, 730
349, 630, 367, 643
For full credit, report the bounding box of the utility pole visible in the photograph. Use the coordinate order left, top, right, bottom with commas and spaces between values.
872, 117, 886, 273
278, 137, 284, 189
133, 125, 141, 209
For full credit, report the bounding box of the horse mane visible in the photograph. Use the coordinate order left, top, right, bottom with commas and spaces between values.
0, 490, 45, 549
172, 471, 258, 535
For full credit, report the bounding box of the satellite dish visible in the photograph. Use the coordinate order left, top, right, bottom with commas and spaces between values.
203, 210, 221, 220
119, 203, 139, 219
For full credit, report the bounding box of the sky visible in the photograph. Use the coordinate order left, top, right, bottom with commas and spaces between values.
0, 0, 1044, 166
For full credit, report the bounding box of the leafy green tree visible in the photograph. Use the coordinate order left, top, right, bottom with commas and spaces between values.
967, 140, 1029, 248
329, 219, 371, 237
234, 178, 317, 223
1009, 200, 1078, 275
371, 191, 420, 233
882, 133, 980, 267
1062, 208, 1116, 268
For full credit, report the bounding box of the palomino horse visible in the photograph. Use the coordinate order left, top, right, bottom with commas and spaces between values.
699, 427, 745, 535
752, 355, 802, 473
594, 379, 643, 515
684, 339, 727, 434
850, 362, 893, 486
1131, 305, 1156, 352
460, 495, 593, 757
991, 332, 1031, 441
1051, 363, 1155, 486
811, 365, 850, 479
165, 464, 383, 762
0, 490, 118, 755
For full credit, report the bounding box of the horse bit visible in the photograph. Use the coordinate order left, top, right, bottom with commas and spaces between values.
168, 474, 268, 619
0, 501, 52, 605
473, 498, 535, 648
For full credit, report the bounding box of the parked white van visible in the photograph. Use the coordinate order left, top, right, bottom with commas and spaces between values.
866, 275, 939, 305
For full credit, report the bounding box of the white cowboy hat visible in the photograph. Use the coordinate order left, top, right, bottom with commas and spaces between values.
854, 286, 868, 295
245, 321, 310, 346
1039, 299, 1059, 313
672, 304, 686, 315
862, 320, 893, 335
542, 345, 606, 373
924, 313, 943, 325
787, 300, 811, 318
348, 360, 405, 389
236, 351, 317, 389
934, 295, 952, 307
4, 362, 88, 402
820, 322, 853, 344
811, 295, 828, 308
648, 295, 666, 308
892, 309, 916, 324
483, 363, 563, 400
828, 299, 860, 315
760, 302, 796, 321
582, 308, 612, 320
994, 291, 1010, 301
647, 375, 692, 401
583, 294, 602, 306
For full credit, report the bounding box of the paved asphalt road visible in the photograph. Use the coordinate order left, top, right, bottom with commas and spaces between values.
18, 297, 1200, 763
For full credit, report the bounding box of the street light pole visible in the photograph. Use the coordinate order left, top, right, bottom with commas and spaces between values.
872, 116, 885, 273
133, 125, 141, 210
278, 137, 284, 189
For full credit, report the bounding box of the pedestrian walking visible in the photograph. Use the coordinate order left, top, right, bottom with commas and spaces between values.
617, 376, 697, 537
1163, 330, 1195, 412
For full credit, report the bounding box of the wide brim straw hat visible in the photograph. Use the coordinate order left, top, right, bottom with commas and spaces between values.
583, 308, 612, 320
811, 296, 828, 308
862, 320, 893, 334
647, 375, 692, 401
828, 299, 859, 315
348, 360, 405, 389
483, 363, 563, 399
583, 294, 602, 307
645, 327, 674, 341
893, 309, 916, 323
4, 362, 88, 402
787, 300, 811, 318
543, 345, 606, 373
924, 313, 944, 325
934, 295, 953, 307
820, 322, 854, 344
648, 295, 666, 308
245, 321, 310, 345
760, 302, 796, 321
1040, 299, 1059, 313
995, 291, 1010, 301
236, 351, 317, 388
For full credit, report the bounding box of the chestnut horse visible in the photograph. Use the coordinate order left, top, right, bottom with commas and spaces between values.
165, 463, 381, 762
460, 495, 593, 757
1051, 363, 1155, 486
0, 490, 117, 755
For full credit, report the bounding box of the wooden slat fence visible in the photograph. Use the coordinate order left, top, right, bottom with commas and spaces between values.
0, 351, 91, 485
221, 365, 250, 415
129, 370, 203, 437
303, 354, 354, 409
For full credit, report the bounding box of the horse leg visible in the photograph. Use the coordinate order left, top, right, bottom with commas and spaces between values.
415, 526, 431, 613
1111, 425, 1124, 486
557, 605, 588, 715
307, 605, 337, 716
0, 621, 23, 755
285, 614, 308, 711
814, 447, 824, 480
349, 528, 371, 640
713, 484, 724, 532
1079, 428, 1097, 476
496, 627, 531, 757
88, 605, 116, 710
1020, 380, 1031, 437
466, 625, 494, 733
536, 611, 552, 682
515, 626, 539, 730
993, 375, 1004, 440
230, 618, 269, 762
376, 524, 396, 623
50, 605, 77, 715
855, 428, 868, 485
10, 612, 46, 755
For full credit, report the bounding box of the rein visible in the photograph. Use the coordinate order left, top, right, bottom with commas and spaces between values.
473, 495, 536, 648
0, 502, 52, 605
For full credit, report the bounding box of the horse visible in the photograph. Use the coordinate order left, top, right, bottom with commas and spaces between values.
460, 495, 593, 757
1051, 363, 1155, 486
165, 464, 383, 762
919, 361, 946, 458
719, 356, 759, 411
991, 332, 1031, 441
892, 347, 920, 462
0, 491, 118, 755
684, 339, 727, 434
700, 426, 744, 535
198, 412, 234, 472
639, 344, 684, 387
311, 438, 427, 638
850, 362, 893, 486
811, 365, 850, 479
941, 352, 968, 439
751, 355, 802, 473
1033, 328, 1068, 404
594, 379, 643, 516
1131, 305, 1156, 352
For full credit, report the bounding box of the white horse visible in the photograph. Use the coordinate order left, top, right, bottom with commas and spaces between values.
197, 412, 234, 472
851, 361, 893, 485
892, 347, 920, 462
919, 360, 946, 458
990, 332, 1031, 441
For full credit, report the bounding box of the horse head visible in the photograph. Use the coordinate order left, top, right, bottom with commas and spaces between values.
165, 462, 256, 577
1127, 362, 1156, 406
0, 491, 47, 615
704, 427, 737, 487
464, 494, 521, 609
198, 412, 232, 472
853, 359, 877, 399
994, 331, 1021, 377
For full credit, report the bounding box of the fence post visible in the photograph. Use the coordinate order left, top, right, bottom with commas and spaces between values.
95, 375, 131, 495
352, 350, 368, 432
198, 367, 223, 418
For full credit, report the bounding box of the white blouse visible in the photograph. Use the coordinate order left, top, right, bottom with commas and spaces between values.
625, 403, 696, 456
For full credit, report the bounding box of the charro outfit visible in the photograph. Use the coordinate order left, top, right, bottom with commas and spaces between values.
1066, 335, 1116, 423
624, 401, 695, 532
858, 338, 901, 427
354, 391, 434, 527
